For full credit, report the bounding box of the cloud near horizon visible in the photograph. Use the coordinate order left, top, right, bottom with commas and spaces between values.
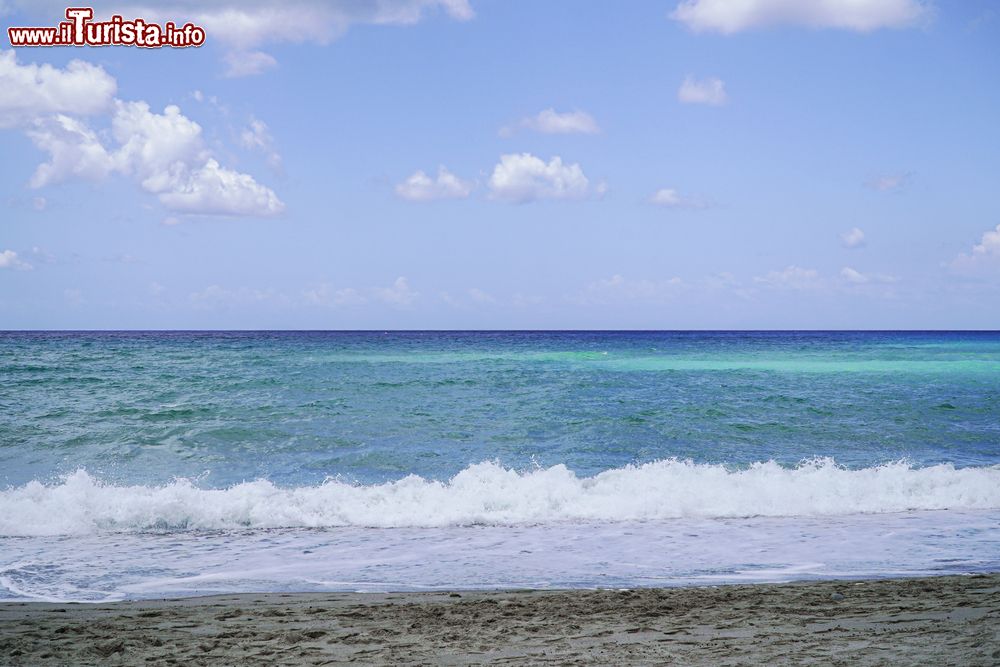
951, 224, 1000, 273
579, 274, 685, 305
307, 277, 418, 308
754, 265, 821, 290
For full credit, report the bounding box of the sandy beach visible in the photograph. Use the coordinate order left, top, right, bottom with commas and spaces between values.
1, 574, 997, 665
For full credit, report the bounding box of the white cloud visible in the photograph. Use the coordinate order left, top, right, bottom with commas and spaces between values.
840, 267, 863, 284
240, 116, 282, 169
670, 0, 929, 34
24, 97, 284, 218
0, 249, 32, 270
100, 0, 473, 76
303, 284, 367, 306
157, 159, 285, 216
111, 101, 205, 191
26, 114, 117, 187
224, 50, 277, 78
581, 274, 684, 304
304, 277, 419, 308
488, 153, 592, 203
395, 166, 473, 201
754, 265, 821, 289
865, 172, 910, 192
501, 109, 600, 136
841, 227, 866, 249
677, 76, 728, 106
951, 224, 1000, 273
649, 187, 706, 209
373, 276, 418, 307
0, 50, 116, 128
840, 267, 897, 284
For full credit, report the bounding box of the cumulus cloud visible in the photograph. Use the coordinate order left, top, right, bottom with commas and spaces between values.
754, 265, 821, 289
395, 166, 473, 201
649, 188, 707, 209
677, 76, 728, 106
841, 227, 866, 249
157, 159, 285, 216
0, 50, 116, 128
2, 52, 282, 218
951, 224, 1000, 273
501, 108, 600, 136
21, 94, 284, 217
488, 153, 592, 203
26, 114, 118, 187
111, 101, 205, 188
0, 249, 32, 270
670, 0, 929, 34
94, 0, 474, 76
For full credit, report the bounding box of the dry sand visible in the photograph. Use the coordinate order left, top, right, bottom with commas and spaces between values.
1, 574, 998, 665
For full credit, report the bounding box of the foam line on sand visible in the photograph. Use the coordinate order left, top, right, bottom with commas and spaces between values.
1, 574, 999, 665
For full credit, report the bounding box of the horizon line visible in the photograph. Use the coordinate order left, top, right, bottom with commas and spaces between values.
3, 329, 1000, 334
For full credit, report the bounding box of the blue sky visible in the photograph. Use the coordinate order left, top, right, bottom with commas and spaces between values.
1, 0, 998, 329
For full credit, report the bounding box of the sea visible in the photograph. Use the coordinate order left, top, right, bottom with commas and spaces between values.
1, 331, 999, 602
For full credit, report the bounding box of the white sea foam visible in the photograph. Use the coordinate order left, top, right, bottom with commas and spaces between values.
2, 459, 999, 536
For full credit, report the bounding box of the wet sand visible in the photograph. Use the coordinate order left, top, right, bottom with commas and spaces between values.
1, 574, 998, 665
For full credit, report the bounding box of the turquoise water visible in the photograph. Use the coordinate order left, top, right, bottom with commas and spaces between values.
3, 331, 999, 487
1, 331, 999, 600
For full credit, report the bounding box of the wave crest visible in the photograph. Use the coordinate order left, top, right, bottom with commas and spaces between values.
3, 459, 999, 536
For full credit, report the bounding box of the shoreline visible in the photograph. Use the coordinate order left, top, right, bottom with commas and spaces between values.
2, 574, 998, 665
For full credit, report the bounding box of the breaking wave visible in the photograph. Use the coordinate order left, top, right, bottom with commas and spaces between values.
3, 458, 999, 536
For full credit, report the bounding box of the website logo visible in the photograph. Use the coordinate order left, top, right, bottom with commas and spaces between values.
7, 7, 206, 48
